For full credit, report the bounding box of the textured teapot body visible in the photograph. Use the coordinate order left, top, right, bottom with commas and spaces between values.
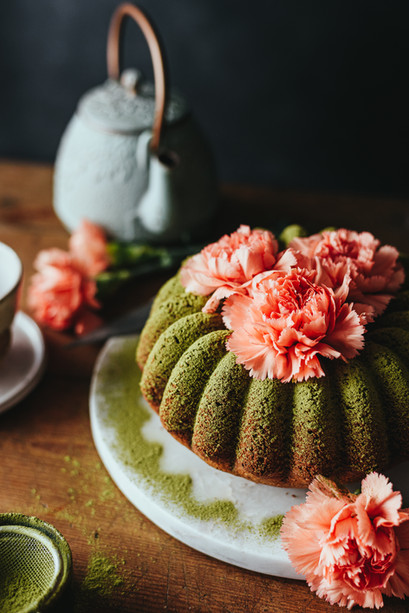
54, 111, 218, 242
53, 4, 218, 243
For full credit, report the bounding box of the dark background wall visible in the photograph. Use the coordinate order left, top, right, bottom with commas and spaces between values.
1, 1, 409, 197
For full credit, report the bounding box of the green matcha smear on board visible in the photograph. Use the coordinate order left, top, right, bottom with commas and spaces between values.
95, 337, 283, 540
260, 515, 285, 539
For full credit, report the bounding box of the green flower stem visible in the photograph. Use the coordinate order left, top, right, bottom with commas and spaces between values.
107, 242, 166, 268
106, 241, 204, 269
97, 242, 204, 299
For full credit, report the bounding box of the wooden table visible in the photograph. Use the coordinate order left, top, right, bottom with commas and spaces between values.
0, 160, 408, 613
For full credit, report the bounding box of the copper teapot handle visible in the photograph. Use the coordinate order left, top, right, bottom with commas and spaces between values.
107, 3, 167, 153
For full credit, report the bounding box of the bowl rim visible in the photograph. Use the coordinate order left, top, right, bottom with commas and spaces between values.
0, 512, 73, 610
0, 242, 23, 304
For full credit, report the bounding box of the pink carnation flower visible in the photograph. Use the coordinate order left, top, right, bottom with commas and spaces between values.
223, 268, 364, 382
28, 220, 111, 333
180, 225, 295, 312
281, 473, 409, 610
290, 229, 404, 319
28, 248, 101, 333
69, 219, 110, 277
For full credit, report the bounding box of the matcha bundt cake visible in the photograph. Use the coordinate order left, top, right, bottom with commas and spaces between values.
137, 225, 409, 488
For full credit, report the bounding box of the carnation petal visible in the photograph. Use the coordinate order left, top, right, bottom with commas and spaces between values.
324, 304, 365, 359
274, 248, 298, 272
361, 472, 403, 528
224, 268, 365, 382
350, 289, 395, 318
180, 225, 280, 304
281, 472, 406, 610
289, 229, 404, 320
34, 248, 73, 270
28, 244, 100, 331
69, 218, 110, 277
222, 293, 252, 328
385, 522, 409, 598
316, 577, 385, 609
372, 244, 401, 277
280, 507, 324, 579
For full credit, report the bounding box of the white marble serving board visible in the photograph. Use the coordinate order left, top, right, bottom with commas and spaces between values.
89, 335, 409, 579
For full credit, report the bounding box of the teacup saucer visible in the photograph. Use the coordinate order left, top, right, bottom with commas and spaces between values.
0, 312, 46, 413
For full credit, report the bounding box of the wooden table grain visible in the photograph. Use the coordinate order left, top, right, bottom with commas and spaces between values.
0, 159, 408, 613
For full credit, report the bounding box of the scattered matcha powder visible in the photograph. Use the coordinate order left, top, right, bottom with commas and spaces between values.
81, 553, 125, 595
74, 553, 127, 612
97, 337, 283, 539
20, 336, 284, 613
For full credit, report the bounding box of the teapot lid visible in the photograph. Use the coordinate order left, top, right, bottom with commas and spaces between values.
77, 69, 188, 134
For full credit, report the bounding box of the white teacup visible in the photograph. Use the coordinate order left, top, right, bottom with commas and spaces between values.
0, 243, 22, 359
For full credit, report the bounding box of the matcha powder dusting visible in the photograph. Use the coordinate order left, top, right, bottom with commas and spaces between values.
96, 338, 281, 544
95, 337, 284, 543
76, 553, 125, 611
98, 339, 246, 533
82, 553, 124, 595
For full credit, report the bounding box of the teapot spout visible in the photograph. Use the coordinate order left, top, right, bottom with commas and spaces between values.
135, 129, 153, 171
133, 149, 184, 243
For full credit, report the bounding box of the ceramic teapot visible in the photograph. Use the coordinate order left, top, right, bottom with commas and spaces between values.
53, 3, 218, 243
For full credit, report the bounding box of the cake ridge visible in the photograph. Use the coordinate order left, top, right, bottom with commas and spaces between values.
140, 311, 225, 410
289, 372, 341, 486
365, 340, 409, 457
136, 274, 207, 368
159, 329, 231, 447
234, 376, 294, 484
192, 351, 250, 472
333, 354, 389, 478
